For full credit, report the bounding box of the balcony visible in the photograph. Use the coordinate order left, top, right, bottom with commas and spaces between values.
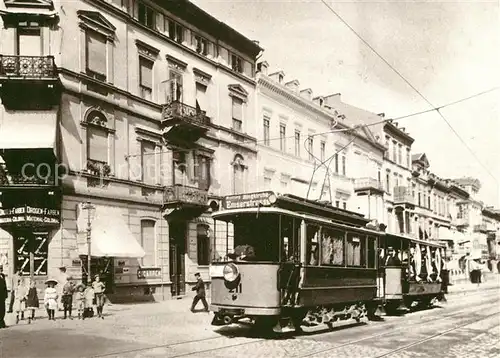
393, 186, 415, 208
0, 55, 60, 109
0, 164, 58, 189
452, 217, 469, 227
353, 177, 384, 195
162, 184, 209, 220
473, 224, 488, 233
161, 101, 211, 143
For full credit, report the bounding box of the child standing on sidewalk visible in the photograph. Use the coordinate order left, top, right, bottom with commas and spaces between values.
26, 279, 39, 324
13, 278, 28, 324
44, 279, 58, 321
92, 275, 106, 319
83, 283, 95, 318
75, 283, 86, 319
61, 276, 75, 319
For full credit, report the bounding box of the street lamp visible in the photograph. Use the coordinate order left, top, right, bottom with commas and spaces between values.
82, 202, 96, 285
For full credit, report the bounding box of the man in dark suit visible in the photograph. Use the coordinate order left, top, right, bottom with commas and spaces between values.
0, 265, 8, 328
190, 272, 208, 312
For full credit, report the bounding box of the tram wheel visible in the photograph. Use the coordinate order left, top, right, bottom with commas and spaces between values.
384, 302, 399, 316
252, 316, 278, 335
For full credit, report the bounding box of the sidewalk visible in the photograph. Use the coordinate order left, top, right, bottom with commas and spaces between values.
447, 273, 500, 295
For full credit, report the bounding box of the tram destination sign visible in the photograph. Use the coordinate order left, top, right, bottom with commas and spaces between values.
224, 191, 277, 209
0, 206, 60, 225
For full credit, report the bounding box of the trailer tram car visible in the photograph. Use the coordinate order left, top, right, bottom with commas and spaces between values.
209, 191, 386, 333
380, 233, 449, 314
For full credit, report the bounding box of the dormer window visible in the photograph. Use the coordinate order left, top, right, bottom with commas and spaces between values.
230, 53, 243, 73
278, 74, 284, 84
319, 98, 324, 107
192, 34, 211, 56
167, 19, 184, 44
138, 1, 155, 29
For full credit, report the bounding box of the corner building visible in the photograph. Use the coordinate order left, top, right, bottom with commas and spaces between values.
0, 0, 260, 301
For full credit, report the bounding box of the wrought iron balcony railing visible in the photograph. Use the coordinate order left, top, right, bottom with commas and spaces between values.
0, 55, 57, 79
86, 159, 111, 177
393, 186, 415, 205
353, 177, 383, 192
163, 184, 208, 207
0, 172, 56, 186
162, 101, 211, 127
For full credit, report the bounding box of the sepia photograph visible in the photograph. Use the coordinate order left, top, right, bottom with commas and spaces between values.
0, 0, 498, 357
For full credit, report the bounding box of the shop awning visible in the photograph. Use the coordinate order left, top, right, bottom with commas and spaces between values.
77, 206, 146, 258
0, 112, 57, 155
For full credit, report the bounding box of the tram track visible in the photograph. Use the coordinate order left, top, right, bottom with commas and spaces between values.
92, 289, 499, 358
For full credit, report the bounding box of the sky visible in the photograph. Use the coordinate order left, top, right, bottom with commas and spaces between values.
192, 0, 500, 207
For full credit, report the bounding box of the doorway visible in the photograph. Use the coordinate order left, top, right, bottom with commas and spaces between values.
169, 221, 186, 296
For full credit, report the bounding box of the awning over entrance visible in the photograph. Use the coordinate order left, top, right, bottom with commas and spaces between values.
0, 111, 57, 156
77, 206, 146, 258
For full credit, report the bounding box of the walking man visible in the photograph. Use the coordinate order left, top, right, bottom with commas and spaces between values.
190, 273, 208, 312
0, 265, 8, 328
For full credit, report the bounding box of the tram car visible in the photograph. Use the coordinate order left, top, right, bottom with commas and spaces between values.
379, 233, 449, 314
209, 191, 386, 332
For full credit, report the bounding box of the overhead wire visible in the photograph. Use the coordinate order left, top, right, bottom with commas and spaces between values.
320, 0, 499, 187
123, 87, 497, 159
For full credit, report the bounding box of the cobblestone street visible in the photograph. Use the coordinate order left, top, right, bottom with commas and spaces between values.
0, 283, 498, 358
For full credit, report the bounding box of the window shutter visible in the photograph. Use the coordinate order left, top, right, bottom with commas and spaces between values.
88, 127, 108, 162
86, 31, 107, 75
232, 97, 243, 120
140, 220, 156, 266
139, 58, 153, 88
196, 83, 207, 110
141, 141, 156, 184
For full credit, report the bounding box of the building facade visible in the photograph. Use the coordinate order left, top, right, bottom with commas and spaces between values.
255, 62, 385, 214
0, 0, 261, 301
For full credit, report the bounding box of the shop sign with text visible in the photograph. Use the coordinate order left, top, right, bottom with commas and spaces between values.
0, 206, 60, 225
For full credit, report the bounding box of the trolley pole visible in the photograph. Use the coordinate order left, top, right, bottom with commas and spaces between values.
83, 202, 95, 285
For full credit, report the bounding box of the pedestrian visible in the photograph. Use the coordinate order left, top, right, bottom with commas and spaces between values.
13, 277, 28, 324
44, 279, 58, 321
74, 283, 86, 319
190, 272, 208, 312
8, 269, 21, 314
92, 275, 105, 319
0, 265, 8, 328
62, 276, 75, 319
26, 279, 39, 324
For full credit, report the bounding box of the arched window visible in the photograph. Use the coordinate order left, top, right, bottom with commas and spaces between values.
140, 219, 156, 266
232, 154, 246, 194
197, 224, 210, 266
85, 110, 110, 173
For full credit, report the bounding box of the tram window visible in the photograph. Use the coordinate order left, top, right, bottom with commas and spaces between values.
367, 236, 376, 268
346, 233, 365, 267
306, 224, 320, 266
281, 216, 299, 261
320, 227, 344, 266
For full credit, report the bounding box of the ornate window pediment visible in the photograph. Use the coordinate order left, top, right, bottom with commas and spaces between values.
77, 10, 116, 36
3, 0, 53, 9
228, 84, 248, 97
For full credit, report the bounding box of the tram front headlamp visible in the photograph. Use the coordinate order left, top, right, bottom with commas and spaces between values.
223, 263, 240, 282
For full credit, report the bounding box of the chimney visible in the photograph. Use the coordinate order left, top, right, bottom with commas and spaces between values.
285, 80, 300, 92
269, 70, 285, 84
377, 113, 385, 118
394, 122, 398, 127
401, 127, 406, 132
257, 61, 269, 75
300, 88, 313, 100
323, 93, 341, 106
313, 96, 324, 107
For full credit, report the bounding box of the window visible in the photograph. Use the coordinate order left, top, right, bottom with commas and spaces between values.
294, 131, 300, 156
230, 53, 243, 73
87, 126, 108, 163
85, 30, 107, 81
335, 200, 340, 208
398, 144, 402, 165
280, 174, 288, 189
195, 83, 207, 111
17, 28, 41, 56
308, 136, 313, 161
232, 97, 243, 131
320, 141, 326, 161
232, 155, 245, 194
264, 176, 272, 187
279, 124, 286, 152
197, 225, 210, 266
167, 19, 184, 44
367, 237, 376, 268
320, 227, 344, 265
263, 117, 270, 146
140, 220, 156, 266
141, 141, 156, 184
343, 202, 347, 210
346, 233, 365, 266
342, 154, 346, 176
194, 154, 210, 190
378, 170, 381, 184
306, 225, 320, 265
139, 57, 153, 100
386, 172, 390, 192
192, 34, 210, 56
167, 70, 183, 102
334, 154, 339, 173
138, 1, 155, 29
385, 136, 390, 159
392, 141, 397, 162
406, 148, 411, 168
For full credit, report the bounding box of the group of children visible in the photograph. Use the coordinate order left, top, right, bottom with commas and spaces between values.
12, 274, 107, 324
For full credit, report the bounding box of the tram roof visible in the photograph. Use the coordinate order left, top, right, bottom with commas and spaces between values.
385, 232, 446, 249
219, 191, 371, 227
